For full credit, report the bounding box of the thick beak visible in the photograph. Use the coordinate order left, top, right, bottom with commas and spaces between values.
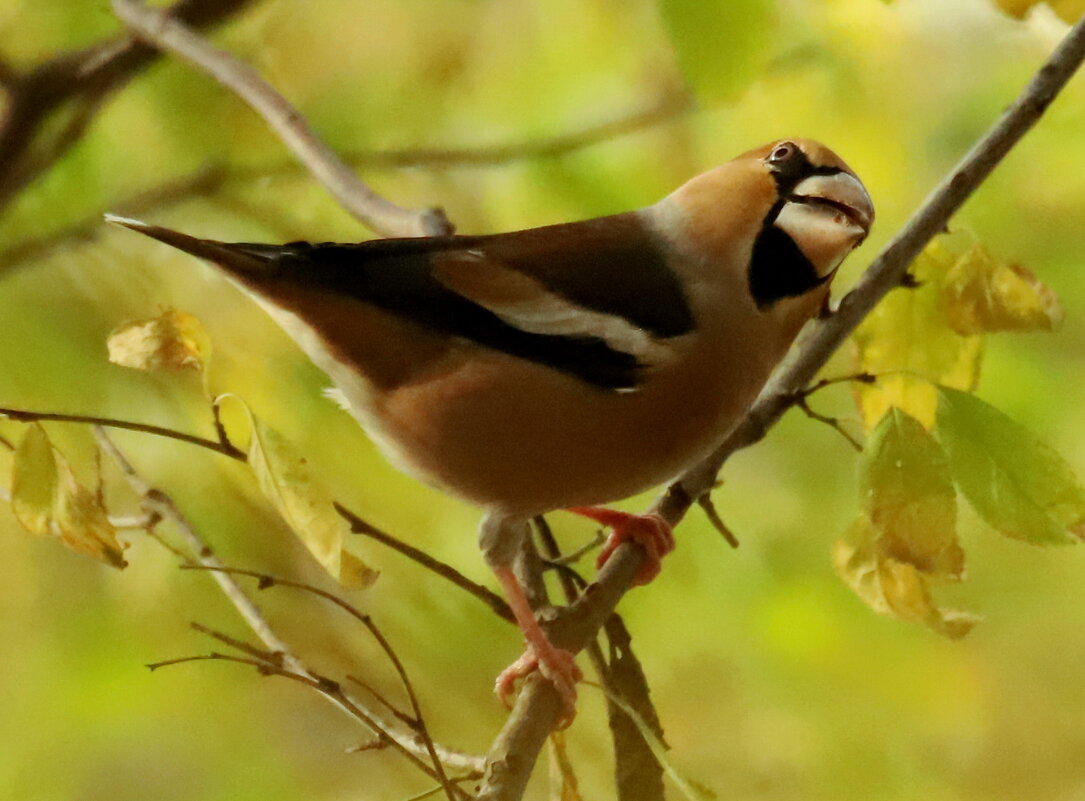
792, 172, 875, 238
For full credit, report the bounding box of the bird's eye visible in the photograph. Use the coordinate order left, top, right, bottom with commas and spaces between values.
768, 142, 797, 163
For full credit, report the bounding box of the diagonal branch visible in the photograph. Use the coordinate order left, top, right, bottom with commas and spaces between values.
110, 0, 452, 239
475, 12, 1085, 800
0, 89, 689, 276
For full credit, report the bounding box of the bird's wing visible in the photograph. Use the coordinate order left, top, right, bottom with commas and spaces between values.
265, 213, 695, 391
106, 212, 696, 392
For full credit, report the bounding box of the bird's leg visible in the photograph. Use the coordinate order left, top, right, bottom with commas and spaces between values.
479, 512, 582, 725
566, 506, 675, 586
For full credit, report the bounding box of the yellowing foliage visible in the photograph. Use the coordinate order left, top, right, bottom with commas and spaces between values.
246, 409, 379, 589
942, 243, 1062, 334
835, 409, 975, 638
108, 308, 211, 374
995, 0, 1085, 23
10, 424, 127, 569
852, 242, 982, 429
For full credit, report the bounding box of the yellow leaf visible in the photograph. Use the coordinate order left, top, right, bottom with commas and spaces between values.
11, 424, 59, 536
994, 0, 1040, 17
995, 0, 1085, 21
9, 424, 126, 568
548, 731, 583, 801
108, 308, 211, 373
53, 463, 127, 569
852, 241, 982, 429
1048, 0, 1085, 23
836, 408, 974, 638
248, 415, 378, 589
942, 243, 1062, 334
833, 522, 978, 640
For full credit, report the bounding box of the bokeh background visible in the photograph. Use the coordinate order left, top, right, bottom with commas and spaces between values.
2, 0, 1085, 799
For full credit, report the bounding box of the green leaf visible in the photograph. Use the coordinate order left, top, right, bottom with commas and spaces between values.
936, 387, 1085, 545
248, 414, 379, 588
11, 424, 59, 536
861, 408, 963, 578
658, 0, 775, 103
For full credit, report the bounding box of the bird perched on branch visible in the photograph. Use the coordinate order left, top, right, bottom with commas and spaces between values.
107, 138, 873, 723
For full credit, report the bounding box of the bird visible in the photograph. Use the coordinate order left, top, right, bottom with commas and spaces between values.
106, 138, 873, 723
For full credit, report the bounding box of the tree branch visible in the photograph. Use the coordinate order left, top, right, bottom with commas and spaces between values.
0, 0, 256, 212
475, 13, 1085, 799
110, 0, 452, 239
0, 406, 246, 460
0, 88, 689, 275
92, 427, 485, 777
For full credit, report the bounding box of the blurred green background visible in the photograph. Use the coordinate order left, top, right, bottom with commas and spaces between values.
2, 0, 1085, 799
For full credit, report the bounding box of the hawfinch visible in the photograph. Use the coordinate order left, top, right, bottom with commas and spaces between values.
107, 138, 873, 719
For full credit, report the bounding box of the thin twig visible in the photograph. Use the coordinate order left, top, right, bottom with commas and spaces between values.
110, 0, 452, 238
179, 564, 459, 801
144, 646, 472, 792
0, 407, 245, 459
93, 427, 484, 777
696, 493, 740, 549
335, 502, 514, 623
475, 15, 1085, 799
793, 396, 863, 452
338, 91, 693, 169
189, 621, 285, 666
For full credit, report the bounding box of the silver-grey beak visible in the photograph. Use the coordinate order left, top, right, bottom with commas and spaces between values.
792, 172, 875, 235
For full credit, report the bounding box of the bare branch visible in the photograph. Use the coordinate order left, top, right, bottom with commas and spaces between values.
335, 502, 514, 623
340, 90, 693, 169
0, 0, 256, 211
792, 396, 863, 452
0, 86, 687, 277
534, 518, 665, 801
475, 14, 1085, 798
180, 564, 460, 801
0, 406, 246, 460
110, 0, 452, 238
93, 427, 485, 777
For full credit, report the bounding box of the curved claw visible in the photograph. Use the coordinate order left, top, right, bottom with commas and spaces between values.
568, 507, 675, 586
495, 643, 581, 728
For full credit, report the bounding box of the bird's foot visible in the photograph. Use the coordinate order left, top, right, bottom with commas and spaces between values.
568, 506, 675, 586
495, 641, 582, 728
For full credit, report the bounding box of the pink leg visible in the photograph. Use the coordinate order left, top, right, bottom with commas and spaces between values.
492, 566, 582, 727
567, 506, 675, 586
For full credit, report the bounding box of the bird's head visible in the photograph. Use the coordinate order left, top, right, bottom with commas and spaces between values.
658, 138, 874, 311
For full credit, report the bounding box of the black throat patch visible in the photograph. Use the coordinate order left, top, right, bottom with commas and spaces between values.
748, 149, 839, 310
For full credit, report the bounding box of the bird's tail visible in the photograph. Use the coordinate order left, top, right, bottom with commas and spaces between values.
104, 214, 275, 275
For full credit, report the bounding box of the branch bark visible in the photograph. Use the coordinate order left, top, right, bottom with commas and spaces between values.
475, 12, 1085, 800
110, 0, 453, 239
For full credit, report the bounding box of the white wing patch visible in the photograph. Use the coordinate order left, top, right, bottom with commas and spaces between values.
433, 250, 680, 369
